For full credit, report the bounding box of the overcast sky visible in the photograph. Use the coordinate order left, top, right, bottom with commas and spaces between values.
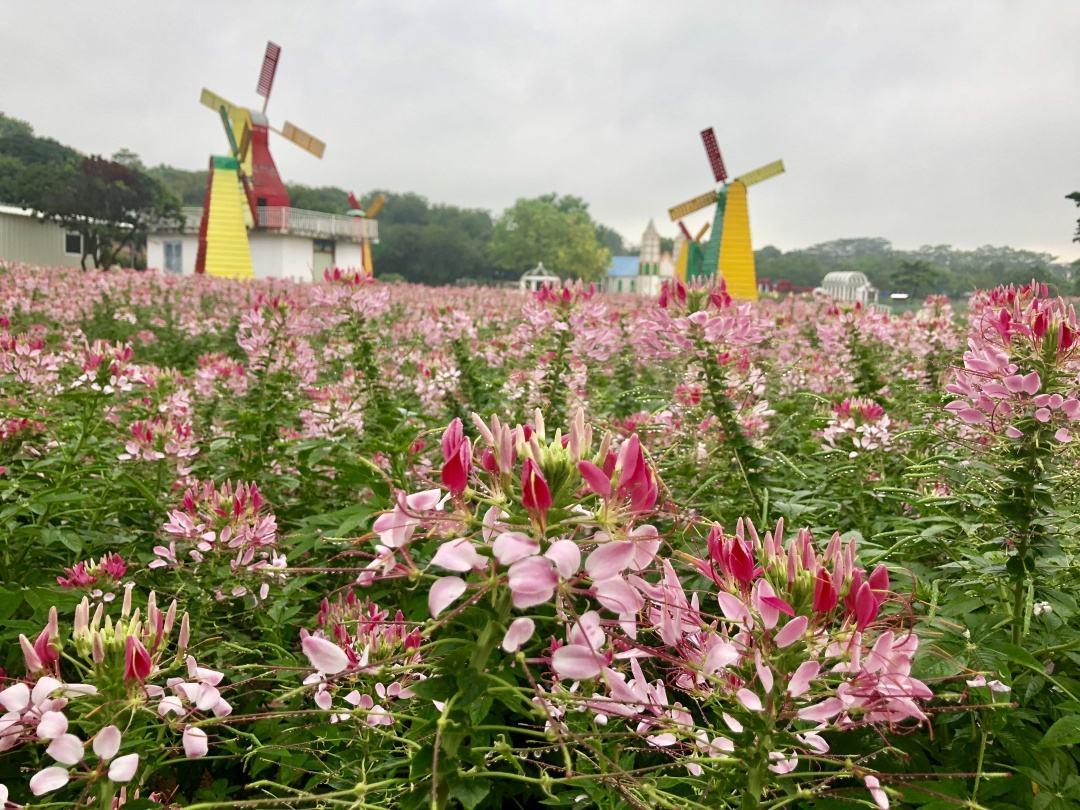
3, 2, 1078, 259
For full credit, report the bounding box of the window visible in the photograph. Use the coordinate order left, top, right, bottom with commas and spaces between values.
164, 241, 183, 274
64, 232, 82, 255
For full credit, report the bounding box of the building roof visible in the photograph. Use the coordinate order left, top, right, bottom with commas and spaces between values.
0, 203, 36, 218
521, 261, 560, 280
822, 270, 873, 287
607, 255, 639, 277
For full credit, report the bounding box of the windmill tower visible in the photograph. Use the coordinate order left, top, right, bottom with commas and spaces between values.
668, 127, 784, 301
346, 192, 385, 277
196, 41, 327, 278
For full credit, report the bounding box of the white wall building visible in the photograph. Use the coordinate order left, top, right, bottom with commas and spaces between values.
147, 205, 376, 282
0, 204, 90, 268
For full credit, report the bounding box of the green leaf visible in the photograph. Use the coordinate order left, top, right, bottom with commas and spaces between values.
448, 776, 490, 810
1040, 716, 1080, 748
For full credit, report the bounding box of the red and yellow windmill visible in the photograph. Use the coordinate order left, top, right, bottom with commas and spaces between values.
346, 192, 385, 277
196, 41, 327, 279
668, 128, 785, 301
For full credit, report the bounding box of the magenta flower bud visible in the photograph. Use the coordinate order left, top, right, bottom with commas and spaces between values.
178, 612, 190, 654
123, 636, 152, 683
520, 458, 552, 518
19, 633, 44, 674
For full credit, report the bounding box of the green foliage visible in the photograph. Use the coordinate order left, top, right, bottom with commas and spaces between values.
17, 156, 182, 269
490, 194, 611, 280
757, 238, 1071, 296
1068, 191, 1080, 243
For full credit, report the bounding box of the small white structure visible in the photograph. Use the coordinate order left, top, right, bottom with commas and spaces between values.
519, 262, 561, 292
815, 271, 878, 305
147, 205, 375, 282
0, 204, 88, 268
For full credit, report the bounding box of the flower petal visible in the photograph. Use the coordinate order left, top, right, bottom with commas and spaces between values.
736, 688, 763, 712
93, 725, 121, 760
30, 766, 70, 795
501, 618, 536, 653
183, 726, 209, 759
301, 635, 350, 675
584, 541, 634, 580
551, 644, 604, 680
0, 682, 30, 712
431, 538, 485, 572
36, 710, 68, 740
108, 752, 139, 782
428, 576, 467, 618
774, 615, 809, 649
492, 532, 540, 566
544, 539, 582, 578
46, 733, 84, 765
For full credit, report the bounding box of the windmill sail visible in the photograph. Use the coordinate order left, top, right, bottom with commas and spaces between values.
365, 194, 386, 218
735, 160, 785, 187
668, 190, 718, 221
278, 121, 326, 159
700, 128, 728, 183
200, 88, 238, 117
256, 41, 282, 99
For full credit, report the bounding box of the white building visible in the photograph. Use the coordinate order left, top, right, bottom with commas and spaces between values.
0, 204, 90, 268
815, 271, 879, 305
147, 205, 376, 282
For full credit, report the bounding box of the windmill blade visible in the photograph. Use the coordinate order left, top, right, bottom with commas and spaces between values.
700, 127, 728, 183
238, 120, 252, 164
218, 107, 240, 158
694, 222, 710, 241
277, 121, 326, 159
200, 87, 239, 118
347, 192, 362, 210
735, 159, 785, 187
256, 41, 282, 100
677, 221, 692, 241
668, 190, 718, 221
365, 193, 386, 218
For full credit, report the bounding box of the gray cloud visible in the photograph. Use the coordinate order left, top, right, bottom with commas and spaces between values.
2, 1, 1078, 259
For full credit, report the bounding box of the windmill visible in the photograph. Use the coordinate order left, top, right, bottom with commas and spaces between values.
673, 220, 711, 283
346, 192, 385, 277
668, 127, 784, 300
195, 41, 327, 278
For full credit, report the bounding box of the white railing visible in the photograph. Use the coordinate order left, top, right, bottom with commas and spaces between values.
256, 207, 378, 243
177, 206, 378, 244
179, 207, 204, 233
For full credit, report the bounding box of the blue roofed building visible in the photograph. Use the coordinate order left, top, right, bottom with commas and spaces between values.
604, 220, 675, 295
605, 255, 640, 293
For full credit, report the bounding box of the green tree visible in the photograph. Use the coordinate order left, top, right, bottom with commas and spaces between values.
17, 156, 181, 269
490, 195, 610, 280
887, 259, 946, 297
1068, 191, 1080, 242
595, 223, 627, 255
0, 112, 79, 166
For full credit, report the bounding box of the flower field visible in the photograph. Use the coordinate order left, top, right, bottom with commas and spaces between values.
1, 264, 1079, 809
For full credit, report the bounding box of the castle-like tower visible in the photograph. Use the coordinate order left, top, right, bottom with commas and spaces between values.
639, 219, 661, 276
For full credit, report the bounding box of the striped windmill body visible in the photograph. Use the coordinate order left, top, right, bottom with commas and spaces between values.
668, 127, 784, 301
196, 156, 254, 279
196, 41, 327, 279
347, 192, 385, 277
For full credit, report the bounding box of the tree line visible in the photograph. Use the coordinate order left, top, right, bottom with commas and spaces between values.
2, 110, 1077, 291
756, 237, 1080, 298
